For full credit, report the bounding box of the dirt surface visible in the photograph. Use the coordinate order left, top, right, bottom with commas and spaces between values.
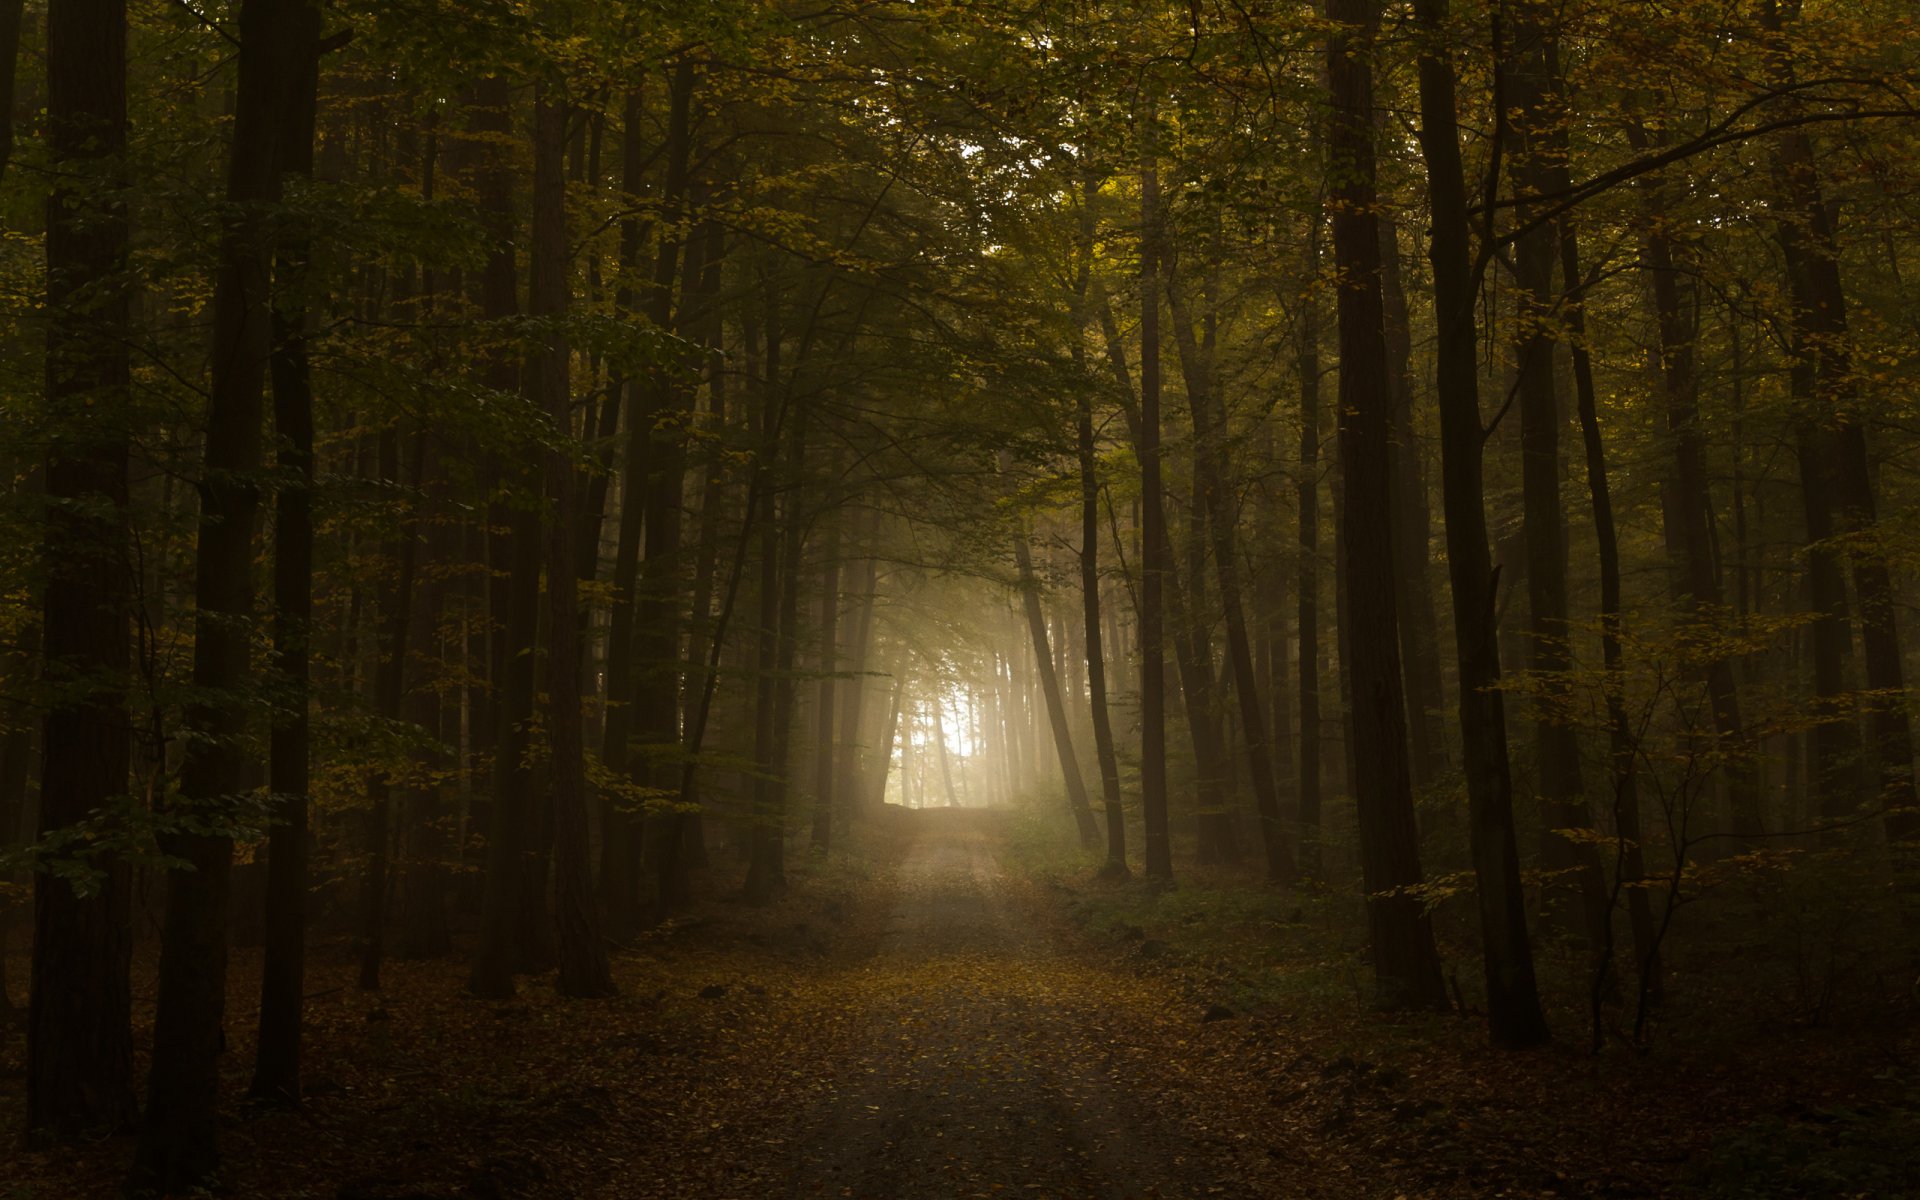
764, 818, 1251, 1199
9, 809, 1916, 1199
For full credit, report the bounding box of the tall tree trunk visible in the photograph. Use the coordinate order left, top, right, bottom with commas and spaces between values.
1014, 536, 1101, 845
1377, 205, 1448, 789
873, 675, 904, 807
598, 84, 651, 936
1327, 0, 1447, 1009
1295, 224, 1325, 881
1138, 138, 1173, 880
1563, 224, 1661, 1009
1633, 127, 1765, 841
1167, 259, 1292, 881
0, 0, 22, 182
467, 76, 533, 1000
251, 4, 321, 1101
810, 510, 841, 845
640, 62, 698, 907
834, 551, 878, 828
744, 301, 794, 903
1410, 0, 1550, 1049
132, 0, 297, 1184
359, 428, 424, 991
531, 90, 615, 998
31, 0, 137, 1137
1081, 384, 1127, 874
1765, 6, 1918, 866
1501, 1, 1611, 953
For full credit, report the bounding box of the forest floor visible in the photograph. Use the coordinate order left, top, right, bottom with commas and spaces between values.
5, 809, 1920, 1198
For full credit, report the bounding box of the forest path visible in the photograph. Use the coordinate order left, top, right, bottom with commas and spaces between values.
720, 814, 1264, 1200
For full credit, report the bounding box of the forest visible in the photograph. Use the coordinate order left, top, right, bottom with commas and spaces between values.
4, 0, 1920, 1195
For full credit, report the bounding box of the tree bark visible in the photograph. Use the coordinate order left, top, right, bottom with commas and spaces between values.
132, 0, 299, 1184
1500, 0, 1611, 953
31, 0, 137, 1138
251, 3, 321, 1100
1138, 139, 1172, 880
1014, 535, 1101, 845
1410, 0, 1550, 1048
531, 89, 615, 998
1327, 0, 1448, 1009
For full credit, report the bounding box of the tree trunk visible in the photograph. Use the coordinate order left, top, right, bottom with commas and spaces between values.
810, 510, 841, 845
1501, 1, 1611, 953
1080, 383, 1127, 874
467, 75, 532, 1000
531, 89, 615, 998
251, 4, 321, 1101
1377, 204, 1448, 790
1327, 0, 1448, 1010
31, 0, 137, 1137
1014, 536, 1101, 845
1633, 126, 1765, 841
598, 84, 651, 936
1138, 140, 1173, 880
132, 0, 298, 1184
1410, 0, 1550, 1049
1167, 259, 1291, 881
1563, 223, 1661, 1008
1296, 223, 1325, 882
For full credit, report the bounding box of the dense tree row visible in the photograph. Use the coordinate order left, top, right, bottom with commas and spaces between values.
3, 0, 1919, 1190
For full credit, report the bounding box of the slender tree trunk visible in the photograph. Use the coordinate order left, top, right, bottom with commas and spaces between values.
810, 510, 841, 845
1765, 25, 1918, 863
640, 62, 698, 906
468, 76, 531, 1000
1138, 138, 1172, 880
1377, 204, 1447, 789
1410, 0, 1550, 1048
1081, 384, 1127, 874
1167, 260, 1291, 880
598, 84, 651, 935
1327, 0, 1447, 1009
1634, 127, 1765, 841
132, 0, 297, 1184
359, 429, 424, 992
1296, 225, 1325, 882
531, 90, 615, 998
1014, 536, 1101, 845
251, 3, 321, 1101
31, 0, 137, 1137
1563, 224, 1661, 1006
1501, 1, 1611, 952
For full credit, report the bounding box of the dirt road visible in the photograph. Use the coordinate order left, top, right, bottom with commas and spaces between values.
752, 816, 1256, 1200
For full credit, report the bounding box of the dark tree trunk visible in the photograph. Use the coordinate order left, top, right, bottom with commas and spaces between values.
359, 429, 425, 992
531, 90, 615, 998
810, 511, 841, 845
0, 0, 22, 182
1563, 224, 1661, 1009
744, 303, 794, 903
598, 85, 651, 935
132, 0, 299, 1184
1327, 0, 1448, 1009
1764, 19, 1918, 864
1501, 2, 1611, 953
1138, 142, 1173, 881
1634, 130, 1765, 841
1167, 260, 1291, 881
1410, 0, 1549, 1049
31, 0, 137, 1138
1014, 536, 1101, 846
467, 76, 531, 1000
640, 62, 698, 909
251, 4, 321, 1101
1377, 204, 1448, 790
1296, 223, 1324, 881
1080, 383, 1127, 874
